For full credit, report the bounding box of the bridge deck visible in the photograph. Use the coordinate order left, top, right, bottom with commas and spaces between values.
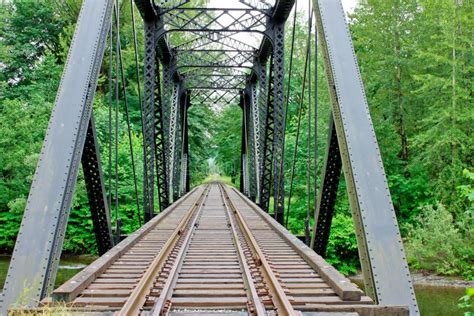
41, 184, 407, 315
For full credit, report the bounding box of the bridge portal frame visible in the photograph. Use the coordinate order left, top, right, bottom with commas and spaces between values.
0, 0, 419, 315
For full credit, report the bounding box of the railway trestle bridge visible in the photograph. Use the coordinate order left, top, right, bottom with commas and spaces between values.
0, 0, 419, 315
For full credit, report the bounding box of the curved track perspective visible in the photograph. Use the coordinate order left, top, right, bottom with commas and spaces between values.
32, 183, 407, 315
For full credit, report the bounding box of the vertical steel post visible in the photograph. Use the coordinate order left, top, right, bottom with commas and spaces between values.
142, 20, 157, 222
250, 82, 260, 200
177, 91, 188, 197
162, 61, 173, 201
245, 86, 258, 201
240, 92, 250, 195
255, 60, 267, 202
180, 93, 190, 195
271, 22, 286, 224
154, 61, 170, 212
259, 57, 274, 214
168, 81, 181, 201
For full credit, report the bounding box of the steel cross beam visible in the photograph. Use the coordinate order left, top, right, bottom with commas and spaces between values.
176, 49, 255, 69
175, 31, 258, 52
184, 74, 247, 90
240, 0, 274, 15
163, 8, 267, 34
190, 89, 240, 105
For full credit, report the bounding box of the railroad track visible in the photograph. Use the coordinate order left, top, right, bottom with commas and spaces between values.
43, 183, 408, 315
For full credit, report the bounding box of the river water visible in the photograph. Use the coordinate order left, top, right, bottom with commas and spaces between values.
0, 256, 469, 315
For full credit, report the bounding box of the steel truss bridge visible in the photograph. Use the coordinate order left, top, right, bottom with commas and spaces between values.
0, 0, 419, 315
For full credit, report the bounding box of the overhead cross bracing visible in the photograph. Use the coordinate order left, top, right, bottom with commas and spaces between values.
140, 0, 290, 106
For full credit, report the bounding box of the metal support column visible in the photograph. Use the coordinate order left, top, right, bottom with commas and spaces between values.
313, 0, 419, 313
168, 81, 181, 201
311, 115, 342, 256
0, 0, 113, 311
245, 85, 258, 201
143, 20, 157, 222
162, 60, 174, 200
180, 92, 190, 195
240, 92, 250, 195
271, 22, 286, 224
255, 60, 267, 201
82, 115, 114, 255
259, 57, 274, 214
154, 61, 169, 212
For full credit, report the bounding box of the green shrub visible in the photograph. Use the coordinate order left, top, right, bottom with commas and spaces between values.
405, 203, 474, 279
325, 213, 359, 275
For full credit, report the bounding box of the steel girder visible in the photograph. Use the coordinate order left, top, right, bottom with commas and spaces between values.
176, 31, 258, 52
255, 60, 267, 199
174, 86, 188, 200
154, 52, 170, 212
167, 82, 181, 201
258, 21, 285, 224
271, 22, 286, 223
190, 89, 240, 105
0, 0, 114, 312
259, 56, 274, 214
185, 74, 246, 90
176, 49, 254, 69
244, 85, 258, 201
312, 0, 419, 314
240, 0, 274, 14
143, 20, 158, 222
239, 93, 250, 195
180, 93, 190, 195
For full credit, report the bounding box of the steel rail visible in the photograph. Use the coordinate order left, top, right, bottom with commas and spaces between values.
218, 184, 267, 315
119, 185, 210, 315
149, 187, 210, 315
51, 187, 199, 302
220, 185, 298, 316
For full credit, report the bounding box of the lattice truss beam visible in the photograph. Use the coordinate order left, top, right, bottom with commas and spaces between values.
163, 8, 267, 33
